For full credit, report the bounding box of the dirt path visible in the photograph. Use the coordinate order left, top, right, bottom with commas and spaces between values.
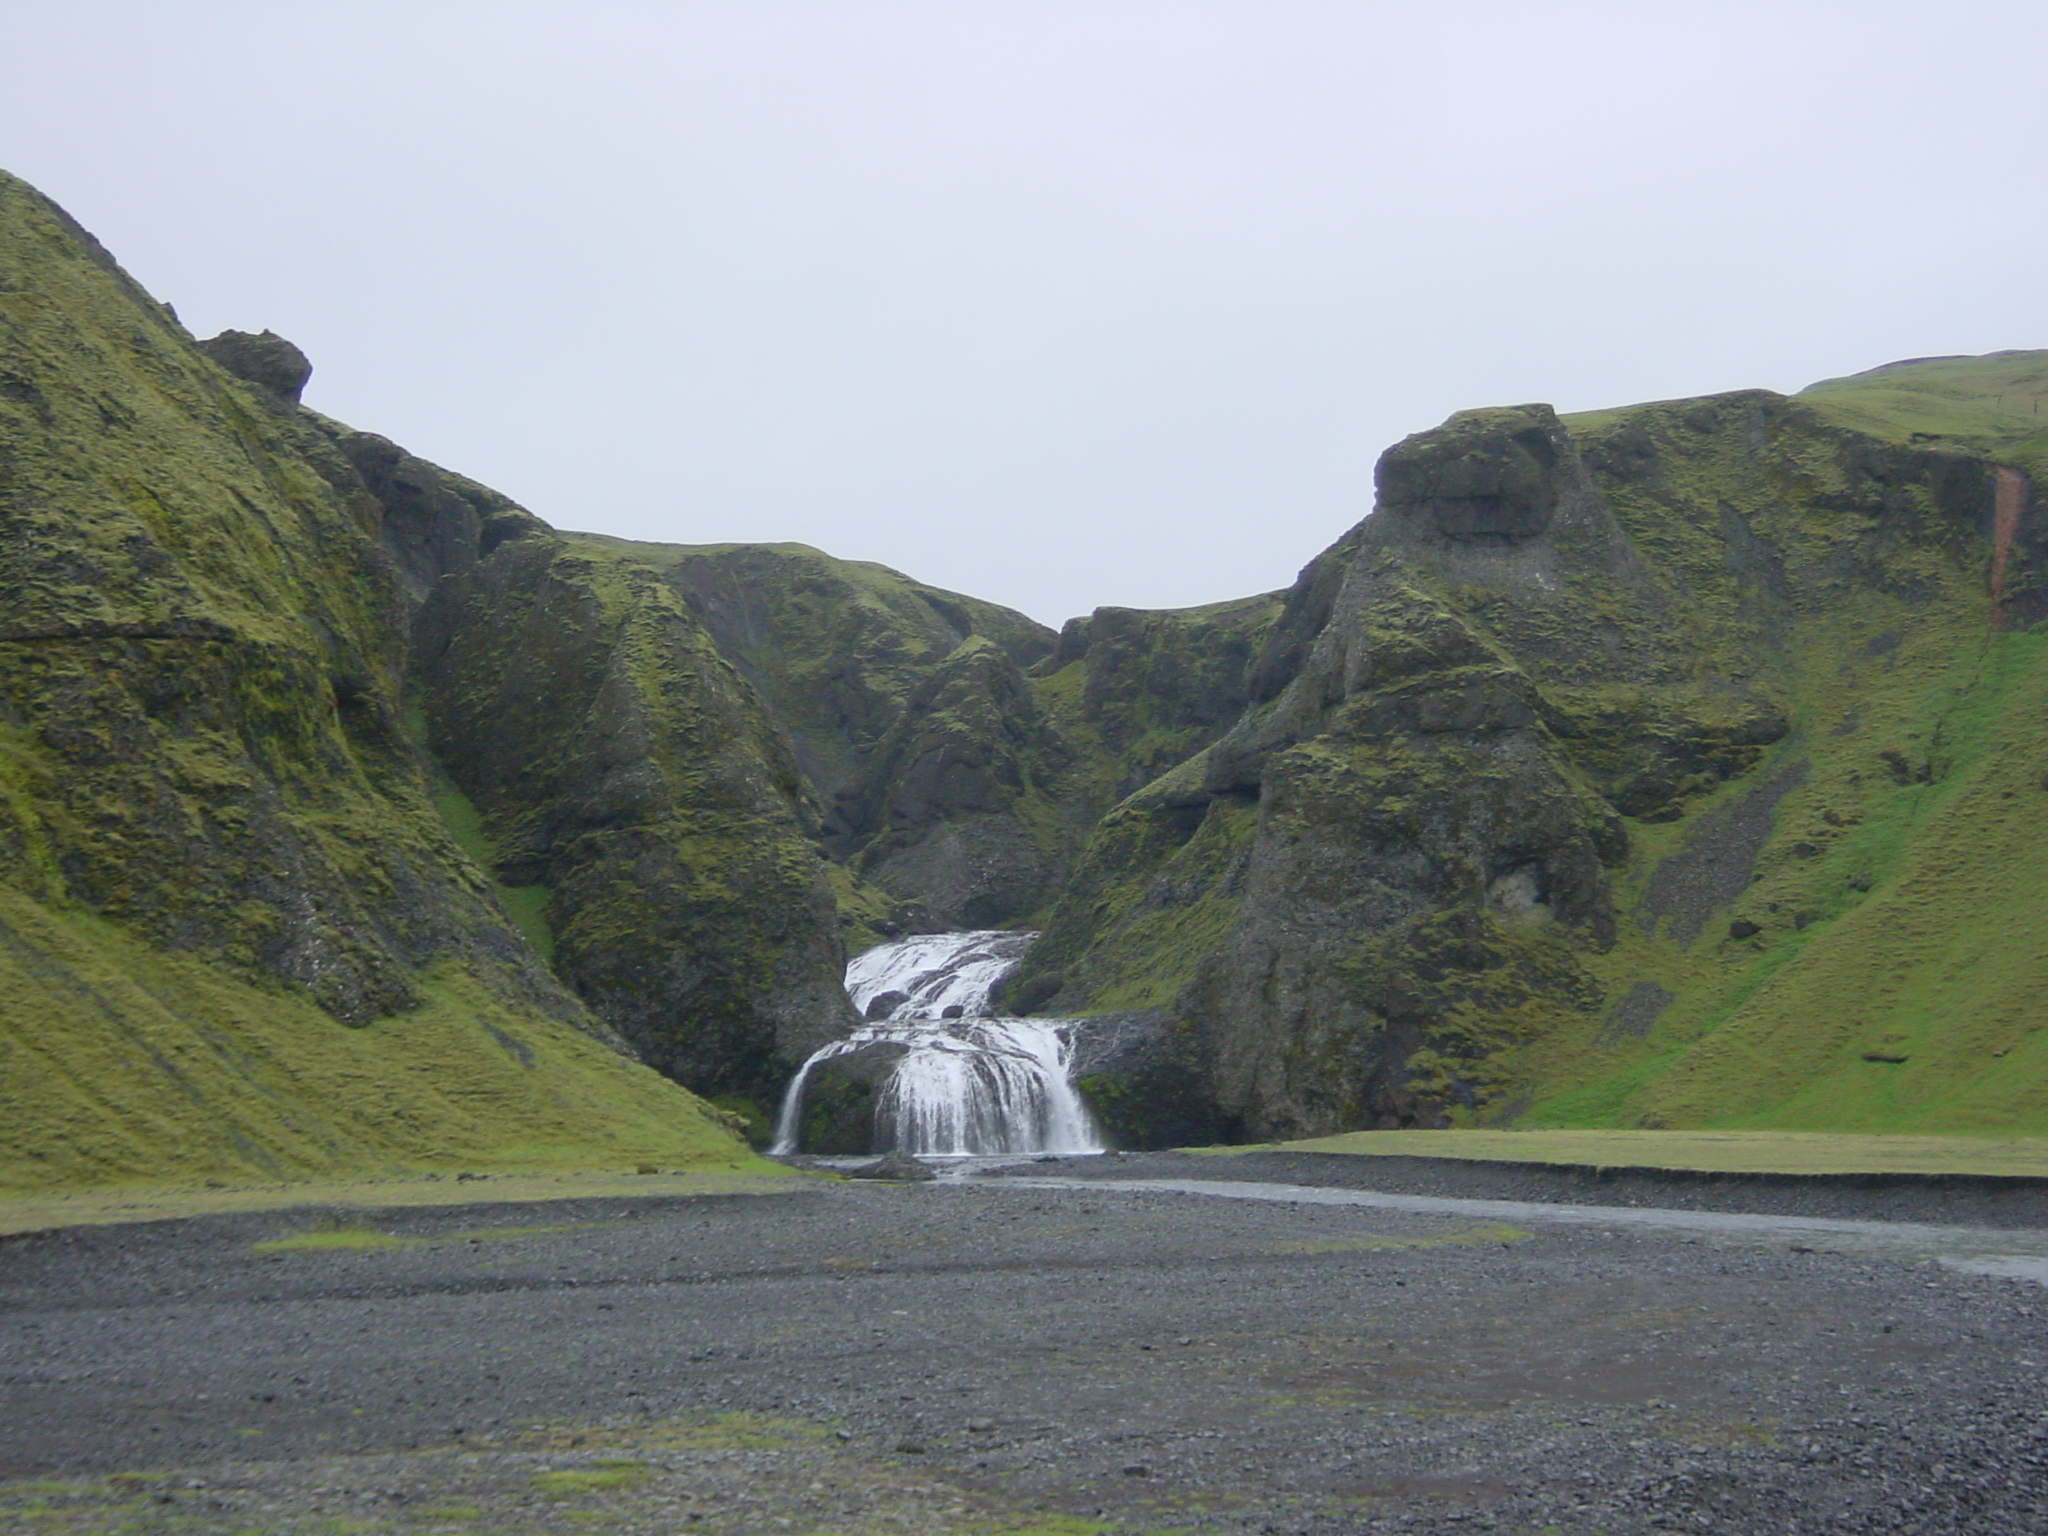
3, 1171, 2046, 1534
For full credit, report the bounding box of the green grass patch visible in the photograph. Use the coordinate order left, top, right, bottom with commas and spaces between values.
1273, 1221, 1530, 1254
0, 890, 766, 1194
530, 1460, 652, 1496
251, 1219, 607, 1256
251, 1226, 410, 1254
1262, 1128, 2048, 1177
1796, 350, 2048, 459
402, 701, 554, 963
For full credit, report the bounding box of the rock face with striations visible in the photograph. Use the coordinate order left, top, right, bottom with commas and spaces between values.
408, 529, 856, 1103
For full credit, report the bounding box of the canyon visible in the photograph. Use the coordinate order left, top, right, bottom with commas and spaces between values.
5, 164, 2048, 1182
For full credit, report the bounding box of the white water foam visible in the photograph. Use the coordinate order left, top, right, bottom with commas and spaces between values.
772, 931, 1103, 1158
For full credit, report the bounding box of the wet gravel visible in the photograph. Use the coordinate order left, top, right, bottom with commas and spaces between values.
2, 1166, 2046, 1534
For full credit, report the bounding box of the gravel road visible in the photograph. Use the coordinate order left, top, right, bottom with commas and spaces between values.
3, 1157, 2046, 1534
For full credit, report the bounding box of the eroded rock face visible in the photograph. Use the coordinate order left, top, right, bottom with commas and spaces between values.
843, 637, 1058, 929
1179, 422, 1630, 1134
1374, 405, 1564, 544
641, 542, 1062, 939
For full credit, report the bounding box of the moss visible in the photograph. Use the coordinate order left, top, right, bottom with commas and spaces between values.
402, 700, 554, 962
1507, 391, 2048, 1134
565, 532, 1056, 812
1271, 1221, 1530, 1254
819, 859, 903, 955
251, 1219, 606, 1254
0, 890, 761, 1190
1581, 632, 2048, 1133
1014, 781, 1258, 1014
531, 1460, 653, 1496
705, 1093, 773, 1148
250, 1226, 408, 1253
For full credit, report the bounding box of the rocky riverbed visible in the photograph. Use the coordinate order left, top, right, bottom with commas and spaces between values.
3, 1159, 2046, 1534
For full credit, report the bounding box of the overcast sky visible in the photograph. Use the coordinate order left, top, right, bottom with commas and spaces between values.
4, 2, 2043, 626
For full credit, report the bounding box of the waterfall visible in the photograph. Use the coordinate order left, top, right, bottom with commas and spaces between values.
770, 931, 1104, 1157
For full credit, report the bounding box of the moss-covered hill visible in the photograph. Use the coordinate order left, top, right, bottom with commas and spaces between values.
0, 171, 764, 1188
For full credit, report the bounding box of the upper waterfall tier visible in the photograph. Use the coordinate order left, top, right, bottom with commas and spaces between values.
846, 930, 1036, 1021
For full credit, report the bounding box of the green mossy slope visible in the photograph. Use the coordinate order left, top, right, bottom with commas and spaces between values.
595, 537, 1065, 935
0, 169, 753, 1186
1510, 373, 2048, 1135
0, 892, 748, 1190
991, 594, 1282, 1015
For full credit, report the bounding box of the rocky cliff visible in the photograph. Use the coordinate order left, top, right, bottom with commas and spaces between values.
1025, 372, 2048, 1140
605, 539, 1063, 937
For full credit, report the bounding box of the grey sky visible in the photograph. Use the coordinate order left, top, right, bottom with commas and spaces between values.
4, 1, 2043, 626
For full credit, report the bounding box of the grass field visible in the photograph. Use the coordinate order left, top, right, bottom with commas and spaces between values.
1213, 1128, 2048, 1178
0, 1166, 807, 1238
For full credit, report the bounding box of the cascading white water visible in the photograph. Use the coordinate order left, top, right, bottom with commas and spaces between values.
770, 931, 1103, 1157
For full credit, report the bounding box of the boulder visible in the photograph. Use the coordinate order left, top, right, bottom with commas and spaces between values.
850, 1150, 938, 1182
196, 328, 312, 405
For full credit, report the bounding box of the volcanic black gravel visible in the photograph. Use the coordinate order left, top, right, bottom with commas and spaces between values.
3, 1171, 2046, 1535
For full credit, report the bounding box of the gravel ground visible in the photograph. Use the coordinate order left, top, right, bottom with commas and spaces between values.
3, 1165, 2047, 1535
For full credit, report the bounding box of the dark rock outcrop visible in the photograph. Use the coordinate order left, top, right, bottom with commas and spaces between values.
849, 1149, 938, 1181
195, 328, 313, 406
788, 1042, 910, 1154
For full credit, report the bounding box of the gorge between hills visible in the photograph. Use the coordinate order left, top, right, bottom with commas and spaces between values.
4, 159, 2048, 1184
